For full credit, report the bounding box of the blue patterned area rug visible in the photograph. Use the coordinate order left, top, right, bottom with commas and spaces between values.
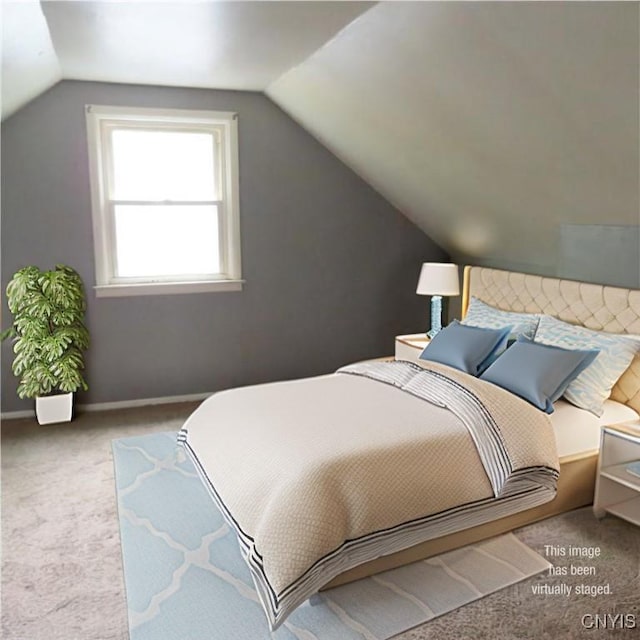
113, 432, 550, 640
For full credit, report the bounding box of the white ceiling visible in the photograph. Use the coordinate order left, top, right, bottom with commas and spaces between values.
41, 1, 373, 91
1, 1, 373, 117
2, 1, 638, 269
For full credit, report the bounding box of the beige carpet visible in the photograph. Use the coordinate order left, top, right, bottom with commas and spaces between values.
2, 403, 639, 640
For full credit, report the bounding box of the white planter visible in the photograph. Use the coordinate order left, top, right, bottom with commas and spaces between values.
35, 393, 73, 425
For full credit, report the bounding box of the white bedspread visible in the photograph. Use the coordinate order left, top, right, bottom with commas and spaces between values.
179, 360, 559, 628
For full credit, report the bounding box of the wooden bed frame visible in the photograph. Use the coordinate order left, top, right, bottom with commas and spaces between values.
325, 265, 640, 588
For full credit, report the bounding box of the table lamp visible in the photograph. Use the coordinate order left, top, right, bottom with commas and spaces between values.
416, 263, 460, 338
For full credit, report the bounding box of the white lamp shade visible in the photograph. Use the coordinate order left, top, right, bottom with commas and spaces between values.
416, 263, 460, 296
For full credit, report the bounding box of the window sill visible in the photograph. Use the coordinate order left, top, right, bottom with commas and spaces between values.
94, 279, 244, 297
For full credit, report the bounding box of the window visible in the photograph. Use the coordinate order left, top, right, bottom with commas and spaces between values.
85, 105, 242, 296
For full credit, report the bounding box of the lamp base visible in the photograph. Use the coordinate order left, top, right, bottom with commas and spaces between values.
426, 295, 443, 338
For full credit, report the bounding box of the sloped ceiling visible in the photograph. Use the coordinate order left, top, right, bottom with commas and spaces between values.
2, 1, 638, 271
268, 1, 639, 269
1, 0, 62, 119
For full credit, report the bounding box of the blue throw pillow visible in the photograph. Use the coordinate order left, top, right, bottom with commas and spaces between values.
479, 338, 600, 413
419, 320, 511, 375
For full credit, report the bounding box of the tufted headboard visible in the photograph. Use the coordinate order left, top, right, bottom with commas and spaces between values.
461, 265, 640, 414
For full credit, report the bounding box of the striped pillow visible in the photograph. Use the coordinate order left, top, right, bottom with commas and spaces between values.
462, 297, 539, 341
534, 315, 640, 416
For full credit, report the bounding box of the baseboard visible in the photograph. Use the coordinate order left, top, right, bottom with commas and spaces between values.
1, 409, 34, 420
78, 392, 210, 412
1, 391, 210, 421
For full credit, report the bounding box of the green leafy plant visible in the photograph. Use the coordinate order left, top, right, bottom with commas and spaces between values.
1, 264, 90, 399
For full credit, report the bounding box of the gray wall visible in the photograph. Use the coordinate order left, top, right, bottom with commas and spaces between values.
456, 222, 640, 291
1, 80, 446, 413
558, 224, 640, 289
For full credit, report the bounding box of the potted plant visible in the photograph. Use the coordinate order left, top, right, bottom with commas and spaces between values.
1, 264, 90, 424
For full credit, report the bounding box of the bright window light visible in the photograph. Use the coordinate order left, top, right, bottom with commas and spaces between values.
111, 129, 217, 201
114, 205, 220, 277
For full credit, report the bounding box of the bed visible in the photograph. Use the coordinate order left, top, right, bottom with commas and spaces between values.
179, 265, 640, 629
326, 266, 640, 585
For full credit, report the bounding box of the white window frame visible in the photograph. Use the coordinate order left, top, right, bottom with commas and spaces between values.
85, 104, 242, 297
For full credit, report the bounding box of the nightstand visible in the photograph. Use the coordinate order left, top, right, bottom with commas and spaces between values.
593, 422, 640, 526
395, 333, 430, 365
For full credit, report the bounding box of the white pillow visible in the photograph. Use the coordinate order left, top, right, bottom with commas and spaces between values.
462, 297, 539, 341
534, 315, 640, 417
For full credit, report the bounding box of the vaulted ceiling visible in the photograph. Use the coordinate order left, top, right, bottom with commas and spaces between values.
2, 1, 638, 272
1, 1, 373, 116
